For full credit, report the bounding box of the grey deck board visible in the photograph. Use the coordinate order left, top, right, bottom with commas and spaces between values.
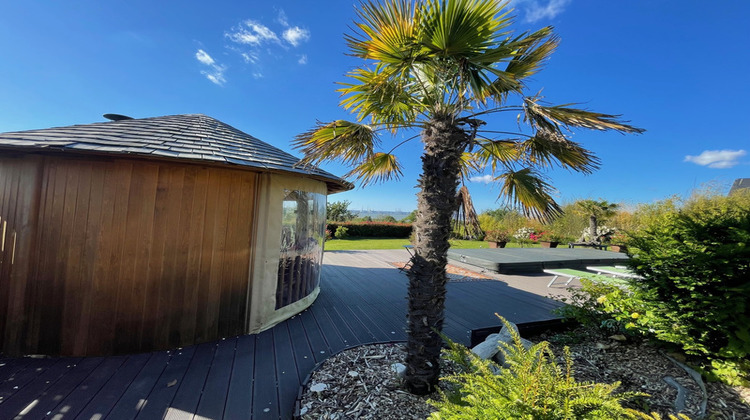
223, 334, 256, 420
106, 351, 170, 419
273, 325, 300, 420
20, 357, 104, 419
0, 357, 81, 415
251, 329, 278, 419
163, 342, 216, 420
194, 338, 236, 420
134, 346, 196, 419
46, 356, 127, 419
0, 249, 564, 419
75, 353, 152, 419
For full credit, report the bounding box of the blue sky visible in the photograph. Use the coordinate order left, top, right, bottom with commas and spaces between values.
1, 1, 748, 213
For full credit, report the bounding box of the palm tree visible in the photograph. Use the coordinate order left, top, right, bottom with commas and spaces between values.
574, 199, 619, 242
294, 0, 643, 394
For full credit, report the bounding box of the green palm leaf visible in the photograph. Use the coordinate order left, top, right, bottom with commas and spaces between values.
338, 66, 423, 129
346, 152, 404, 186
497, 168, 562, 221
521, 130, 601, 174
293, 120, 378, 166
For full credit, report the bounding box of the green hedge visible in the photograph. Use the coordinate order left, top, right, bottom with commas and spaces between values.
625, 192, 750, 384
326, 221, 412, 238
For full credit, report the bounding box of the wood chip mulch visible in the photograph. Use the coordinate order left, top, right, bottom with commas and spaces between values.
298, 327, 750, 419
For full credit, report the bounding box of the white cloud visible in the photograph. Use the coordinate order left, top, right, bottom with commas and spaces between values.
195, 49, 215, 66
277, 10, 289, 27
241, 52, 258, 64
470, 174, 495, 184
283, 26, 310, 47
195, 49, 226, 86
684, 149, 747, 169
223, 13, 311, 75
513, 0, 571, 23
226, 20, 279, 46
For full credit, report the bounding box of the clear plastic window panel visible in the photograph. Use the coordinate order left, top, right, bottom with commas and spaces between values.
276, 190, 326, 309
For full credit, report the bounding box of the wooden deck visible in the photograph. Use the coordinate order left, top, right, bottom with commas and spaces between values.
0, 250, 564, 419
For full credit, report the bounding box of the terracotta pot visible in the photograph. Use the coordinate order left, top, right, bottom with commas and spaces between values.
540, 241, 559, 248
487, 240, 507, 248
610, 244, 627, 253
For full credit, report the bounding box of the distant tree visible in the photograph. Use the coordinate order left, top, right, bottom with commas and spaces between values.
483, 207, 512, 221
401, 210, 417, 223
360, 215, 373, 222
327, 200, 356, 222
573, 199, 619, 241
377, 215, 398, 223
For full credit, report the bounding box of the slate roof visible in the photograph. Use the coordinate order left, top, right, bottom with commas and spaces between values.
729, 178, 750, 195
0, 114, 351, 193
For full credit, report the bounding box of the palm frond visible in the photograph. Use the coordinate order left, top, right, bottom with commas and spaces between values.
503, 27, 558, 81
523, 96, 646, 134
419, 0, 509, 56
497, 168, 562, 222
471, 137, 521, 172
339, 66, 424, 129
346, 152, 404, 186
346, 0, 421, 65
521, 130, 601, 174
293, 120, 377, 167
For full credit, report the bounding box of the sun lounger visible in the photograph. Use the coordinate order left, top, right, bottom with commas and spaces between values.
543, 268, 631, 288
586, 265, 643, 279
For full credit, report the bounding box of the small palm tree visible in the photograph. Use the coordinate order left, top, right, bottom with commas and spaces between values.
574, 199, 619, 242
294, 0, 643, 394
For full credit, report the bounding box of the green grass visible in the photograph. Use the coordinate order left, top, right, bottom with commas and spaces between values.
323, 237, 539, 251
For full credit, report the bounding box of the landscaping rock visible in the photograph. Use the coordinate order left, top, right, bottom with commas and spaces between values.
390, 362, 406, 378
471, 333, 502, 359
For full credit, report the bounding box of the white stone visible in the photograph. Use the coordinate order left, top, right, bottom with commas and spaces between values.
309, 383, 328, 393
390, 362, 406, 377
347, 370, 359, 377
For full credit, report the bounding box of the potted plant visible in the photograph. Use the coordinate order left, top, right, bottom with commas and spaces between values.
485, 230, 510, 248
513, 227, 535, 247
537, 231, 563, 248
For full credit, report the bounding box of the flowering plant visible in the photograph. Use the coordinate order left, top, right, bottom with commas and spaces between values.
513, 227, 536, 241
485, 230, 510, 242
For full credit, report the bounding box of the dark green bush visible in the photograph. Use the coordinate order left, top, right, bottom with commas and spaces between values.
625, 193, 750, 383
326, 221, 412, 238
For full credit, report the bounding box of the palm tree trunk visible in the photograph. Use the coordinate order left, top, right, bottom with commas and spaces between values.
405, 115, 469, 395
589, 215, 598, 242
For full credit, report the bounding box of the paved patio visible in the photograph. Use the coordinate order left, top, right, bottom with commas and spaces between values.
0, 250, 568, 419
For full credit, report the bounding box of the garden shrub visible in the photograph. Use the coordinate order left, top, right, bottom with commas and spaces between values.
427, 317, 685, 420
333, 226, 349, 239
624, 193, 750, 384
326, 221, 412, 238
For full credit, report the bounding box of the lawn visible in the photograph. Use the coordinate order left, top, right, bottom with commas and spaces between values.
323, 237, 537, 251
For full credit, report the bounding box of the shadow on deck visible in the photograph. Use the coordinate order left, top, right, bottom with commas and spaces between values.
0, 250, 563, 419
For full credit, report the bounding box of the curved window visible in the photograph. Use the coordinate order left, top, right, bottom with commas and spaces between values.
276, 190, 326, 309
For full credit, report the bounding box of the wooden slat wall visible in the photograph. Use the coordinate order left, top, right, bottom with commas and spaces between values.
0, 155, 257, 356
0, 155, 42, 356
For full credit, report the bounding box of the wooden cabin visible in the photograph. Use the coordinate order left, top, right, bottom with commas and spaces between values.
0, 114, 350, 356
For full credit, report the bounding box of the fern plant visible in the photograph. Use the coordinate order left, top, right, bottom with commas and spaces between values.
429, 316, 690, 420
